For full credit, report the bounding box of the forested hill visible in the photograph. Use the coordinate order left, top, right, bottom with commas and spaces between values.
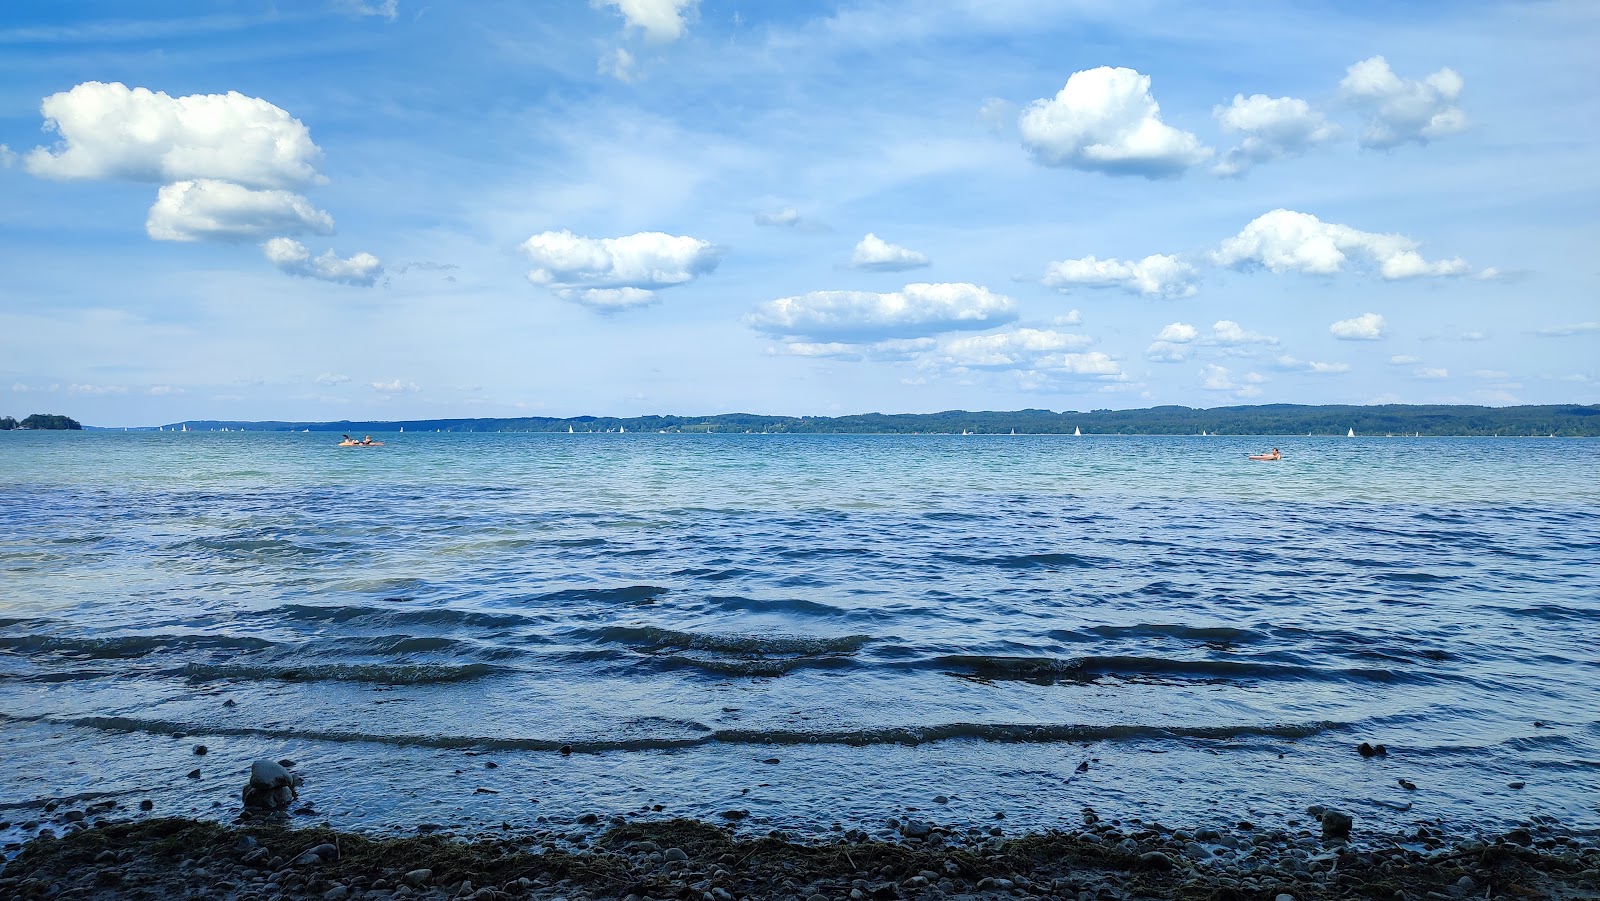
143, 404, 1600, 436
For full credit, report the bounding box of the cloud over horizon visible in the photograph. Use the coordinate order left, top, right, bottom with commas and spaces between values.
1018, 67, 1212, 178
520, 230, 721, 310
749, 283, 1018, 343
1214, 209, 1473, 279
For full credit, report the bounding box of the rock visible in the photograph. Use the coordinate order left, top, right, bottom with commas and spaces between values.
807, 894, 829, 901
323, 886, 349, 900
138, 800, 154, 811
577, 812, 599, 825
1507, 781, 1526, 789
1356, 742, 1388, 757
1138, 851, 1176, 870
720, 809, 749, 821
1275, 894, 1296, 901
1398, 778, 1417, 790
242, 759, 302, 811
901, 820, 933, 839
291, 843, 338, 866
186, 768, 202, 779
932, 795, 948, 804
62, 810, 85, 823
663, 847, 689, 862
194, 745, 208, 756
559, 745, 573, 755
1320, 810, 1354, 839
762, 757, 780, 764
401, 869, 433, 886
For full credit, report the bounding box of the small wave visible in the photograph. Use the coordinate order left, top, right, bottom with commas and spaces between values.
1498, 603, 1597, 622
22, 713, 1343, 753
704, 595, 851, 617
1080, 624, 1264, 644
184, 661, 498, 684
577, 625, 871, 656
938, 551, 1108, 570
529, 585, 669, 605
0, 634, 275, 659
934, 654, 1424, 685
181, 536, 329, 558
267, 604, 529, 629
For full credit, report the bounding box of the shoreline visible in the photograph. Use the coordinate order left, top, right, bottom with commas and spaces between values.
3, 806, 1596, 900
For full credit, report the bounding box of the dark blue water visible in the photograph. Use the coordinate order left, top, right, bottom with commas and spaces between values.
2, 432, 1597, 842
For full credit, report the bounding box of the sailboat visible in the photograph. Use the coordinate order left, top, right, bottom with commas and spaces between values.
1074, 426, 1082, 436
568, 425, 574, 433
619, 425, 625, 433
1347, 428, 1355, 437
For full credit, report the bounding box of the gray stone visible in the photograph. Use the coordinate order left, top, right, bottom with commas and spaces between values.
323, 887, 349, 900
1320, 809, 1354, 839
242, 759, 302, 811
901, 819, 933, 839
401, 868, 433, 886
663, 847, 689, 862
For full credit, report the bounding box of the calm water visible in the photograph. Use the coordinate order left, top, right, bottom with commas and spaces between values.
2, 432, 1598, 842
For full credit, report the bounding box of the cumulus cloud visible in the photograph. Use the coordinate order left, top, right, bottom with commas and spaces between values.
145, 179, 333, 242
1199, 364, 1265, 397
26, 81, 322, 189
755, 207, 801, 227
263, 237, 382, 286
371, 379, 420, 393
148, 385, 185, 396
1043, 253, 1197, 298
1535, 321, 1600, 337
1214, 209, 1471, 279
67, 383, 127, 395
521, 230, 719, 309
749, 283, 1018, 343
1212, 94, 1341, 176
773, 338, 936, 362
1340, 56, 1467, 149
1208, 319, 1278, 347
850, 233, 929, 271
936, 328, 1093, 368
1414, 367, 1450, 380
315, 373, 352, 386
1018, 67, 1212, 178
599, 48, 638, 83
1389, 354, 1422, 364
1331, 312, 1386, 340
1274, 355, 1350, 374
596, 0, 697, 42
1155, 322, 1198, 343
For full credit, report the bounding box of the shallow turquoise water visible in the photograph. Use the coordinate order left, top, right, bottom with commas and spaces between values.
2, 432, 1597, 840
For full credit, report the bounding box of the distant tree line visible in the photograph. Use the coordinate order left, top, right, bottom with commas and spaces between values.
0, 414, 83, 430
158, 404, 1600, 437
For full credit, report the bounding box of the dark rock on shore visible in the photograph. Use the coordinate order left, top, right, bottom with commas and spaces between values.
3, 813, 1597, 901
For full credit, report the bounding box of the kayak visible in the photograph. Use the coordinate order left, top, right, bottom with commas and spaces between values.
338, 441, 384, 447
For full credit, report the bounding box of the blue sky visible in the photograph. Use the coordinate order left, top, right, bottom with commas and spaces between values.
1, 0, 1596, 426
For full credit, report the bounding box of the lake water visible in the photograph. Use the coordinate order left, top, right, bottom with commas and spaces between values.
2, 432, 1597, 843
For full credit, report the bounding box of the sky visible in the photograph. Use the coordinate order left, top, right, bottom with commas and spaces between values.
1, 0, 1596, 427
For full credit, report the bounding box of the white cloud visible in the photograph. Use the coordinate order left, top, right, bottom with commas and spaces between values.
1214, 209, 1471, 279
850, 233, 930, 271
371, 379, 420, 393
25, 81, 322, 189
1331, 312, 1386, 340
1414, 367, 1450, 380
1473, 369, 1510, 379
147, 385, 185, 396
1155, 322, 1198, 344
755, 207, 800, 227
1207, 319, 1277, 347
937, 328, 1093, 368
598, 48, 638, 83
342, 0, 399, 21
67, 383, 127, 395
774, 338, 936, 362
0, 144, 14, 167
596, 0, 697, 43
1212, 93, 1341, 176
263, 237, 383, 286
1389, 354, 1422, 364
1199, 364, 1265, 397
1018, 67, 1212, 178
1042, 253, 1197, 298
521, 230, 719, 309
1275, 355, 1349, 374
1535, 321, 1600, 337
1053, 310, 1082, 326
1340, 56, 1467, 149
145, 179, 333, 242
315, 373, 352, 386
748, 282, 1018, 342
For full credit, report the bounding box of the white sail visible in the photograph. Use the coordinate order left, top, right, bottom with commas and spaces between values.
1348, 428, 1355, 437
1074, 426, 1082, 436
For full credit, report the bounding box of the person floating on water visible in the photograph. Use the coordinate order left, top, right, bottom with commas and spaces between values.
338, 434, 382, 447
1248, 447, 1282, 461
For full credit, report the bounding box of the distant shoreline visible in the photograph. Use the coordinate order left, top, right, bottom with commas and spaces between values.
75, 403, 1600, 438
